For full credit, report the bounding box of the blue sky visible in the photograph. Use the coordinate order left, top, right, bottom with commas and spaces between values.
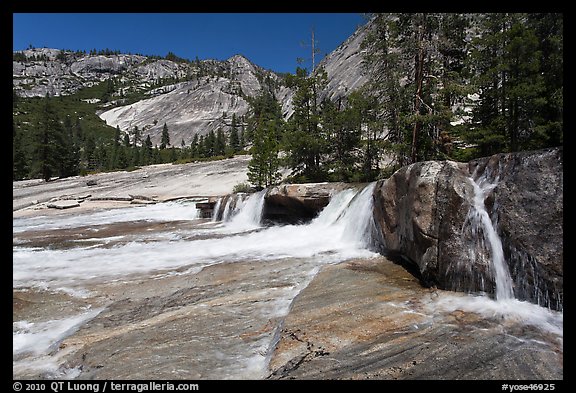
13, 13, 368, 74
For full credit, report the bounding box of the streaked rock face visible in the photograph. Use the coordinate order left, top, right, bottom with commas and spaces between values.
97, 54, 294, 144
13, 48, 149, 97
13, 20, 373, 145
315, 21, 371, 103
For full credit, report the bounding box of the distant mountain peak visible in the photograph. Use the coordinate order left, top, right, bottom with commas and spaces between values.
13, 20, 372, 144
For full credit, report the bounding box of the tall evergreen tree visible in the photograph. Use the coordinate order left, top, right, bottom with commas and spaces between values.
526, 13, 563, 148
123, 133, 131, 148
190, 134, 199, 158
13, 121, 29, 180
215, 128, 226, 156
282, 67, 328, 181
197, 135, 206, 158
248, 119, 281, 188
230, 113, 240, 152
59, 115, 80, 177
205, 130, 216, 157
362, 13, 470, 166
30, 96, 64, 181
160, 123, 171, 149
132, 125, 142, 147
467, 13, 552, 155
143, 135, 153, 164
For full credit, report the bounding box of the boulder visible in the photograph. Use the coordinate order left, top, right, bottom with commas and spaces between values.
372, 148, 563, 310
372, 161, 481, 290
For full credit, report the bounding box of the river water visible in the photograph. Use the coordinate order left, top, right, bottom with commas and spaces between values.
13, 183, 563, 379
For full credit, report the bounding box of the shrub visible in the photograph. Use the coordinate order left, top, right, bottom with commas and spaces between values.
233, 182, 252, 193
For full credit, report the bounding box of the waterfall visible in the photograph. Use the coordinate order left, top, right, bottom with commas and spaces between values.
339, 183, 377, 247
211, 197, 223, 222
227, 189, 267, 229
221, 196, 236, 221
465, 174, 514, 301
212, 193, 250, 223
308, 182, 376, 248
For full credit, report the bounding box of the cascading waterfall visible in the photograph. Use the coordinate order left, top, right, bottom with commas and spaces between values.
211, 197, 223, 222
221, 195, 235, 221
227, 189, 267, 229
309, 183, 377, 247
464, 173, 514, 301
339, 183, 377, 247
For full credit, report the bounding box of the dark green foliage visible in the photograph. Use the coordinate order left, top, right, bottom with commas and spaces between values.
160, 123, 171, 149
282, 67, 329, 182
204, 131, 216, 157
215, 128, 227, 156
358, 12, 562, 167
465, 13, 563, 156
12, 17, 561, 182
229, 114, 240, 152
248, 119, 282, 188
29, 96, 65, 181
246, 89, 285, 188
190, 134, 199, 159
13, 121, 29, 180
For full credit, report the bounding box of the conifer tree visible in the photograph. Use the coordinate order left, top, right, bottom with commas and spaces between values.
160, 123, 171, 149
30, 96, 64, 181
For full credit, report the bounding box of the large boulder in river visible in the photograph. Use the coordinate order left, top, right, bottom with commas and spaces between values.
372, 147, 563, 310
372, 161, 486, 291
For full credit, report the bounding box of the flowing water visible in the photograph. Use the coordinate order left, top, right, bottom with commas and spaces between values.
13, 182, 563, 379
464, 172, 515, 300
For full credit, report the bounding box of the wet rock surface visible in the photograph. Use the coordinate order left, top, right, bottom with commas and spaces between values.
372, 148, 563, 310
470, 148, 564, 309
267, 259, 562, 380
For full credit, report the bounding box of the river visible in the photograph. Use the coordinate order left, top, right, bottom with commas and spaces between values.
13, 184, 563, 379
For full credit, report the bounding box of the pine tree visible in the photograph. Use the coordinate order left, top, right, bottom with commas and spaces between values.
215, 128, 226, 156
197, 135, 207, 158
205, 130, 216, 157
282, 67, 328, 181
191, 134, 199, 158
114, 125, 121, 147
230, 114, 240, 152
361, 13, 471, 166
123, 133, 131, 148
143, 135, 153, 164
59, 115, 80, 177
526, 13, 563, 148
30, 96, 64, 181
13, 122, 29, 180
467, 13, 548, 155
239, 127, 245, 150
248, 119, 281, 188
132, 125, 141, 147
160, 123, 171, 149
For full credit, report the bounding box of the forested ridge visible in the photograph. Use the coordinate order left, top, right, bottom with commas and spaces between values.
13, 13, 562, 186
